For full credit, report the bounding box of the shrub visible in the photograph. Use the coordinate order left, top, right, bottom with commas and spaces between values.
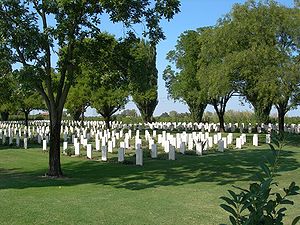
220, 133, 300, 225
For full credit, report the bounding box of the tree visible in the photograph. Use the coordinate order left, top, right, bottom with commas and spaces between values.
226, 0, 300, 128
65, 76, 91, 123
79, 33, 129, 129
129, 40, 158, 123
197, 24, 236, 132
164, 29, 207, 123
271, 4, 300, 132
15, 87, 45, 128
0, 40, 13, 121
0, 0, 180, 177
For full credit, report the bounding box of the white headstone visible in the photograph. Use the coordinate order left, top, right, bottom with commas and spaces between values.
151, 144, 157, 158
75, 143, 80, 156
236, 138, 242, 149
218, 140, 224, 152
101, 146, 107, 161
253, 134, 259, 147
87, 144, 92, 159
169, 145, 175, 160
118, 148, 124, 162
43, 140, 47, 151
24, 138, 27, 149
136, 144, 143, 166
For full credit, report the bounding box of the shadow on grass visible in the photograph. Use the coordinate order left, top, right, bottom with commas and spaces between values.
0, 147, 299, 191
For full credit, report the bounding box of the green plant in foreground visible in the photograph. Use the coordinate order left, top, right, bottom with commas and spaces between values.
220, 133, 300, 225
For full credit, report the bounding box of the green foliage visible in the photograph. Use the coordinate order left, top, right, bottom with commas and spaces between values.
128, 40, 158, 122
65, 148, 75, 157
77, 33, 130, 128
164, 29, 207, 122
220, 134, 300, 225
226, 0, 300, 124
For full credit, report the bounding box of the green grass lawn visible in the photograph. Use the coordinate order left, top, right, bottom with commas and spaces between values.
0, 134, 299, 225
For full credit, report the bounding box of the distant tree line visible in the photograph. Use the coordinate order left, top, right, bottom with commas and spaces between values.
164, 0, 300, 132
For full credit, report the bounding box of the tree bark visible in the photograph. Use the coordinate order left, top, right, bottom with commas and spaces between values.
1, 111, 9, 121
188, 103, 206, 123
253, 103, 272, 124
136, 99, 158, 123
276, 104, 287, 134
73, 108, 82, 121
104, 116, 111, 129
217, 112, 225, 132
47, 109, 63, 177
24, 110, 29, 128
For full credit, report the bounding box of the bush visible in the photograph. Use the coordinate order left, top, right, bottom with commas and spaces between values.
65, 148, 75, 156
220, 133, 300, 225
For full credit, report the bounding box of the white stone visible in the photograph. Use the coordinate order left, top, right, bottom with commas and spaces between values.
108, 141, 113, 153
196, 142, 202, 155
118, 148, 124, 162
101, 146, 107, 161
169, 145, 175, 160
43, 140, 47, 151
236, 138, 242, 149
253, 134, 259, 146
63, 142, 68, 153
136, 144, 143, 166
75, 143, 80, 156
87, 144, 92, 159
218, 140, 224, 152
24, 138, 27, 149
266, 134, 271, 144
151, 144, 157, 158
180, 142, 185, 154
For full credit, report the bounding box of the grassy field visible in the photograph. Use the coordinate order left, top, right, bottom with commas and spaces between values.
0, 134, 299, 225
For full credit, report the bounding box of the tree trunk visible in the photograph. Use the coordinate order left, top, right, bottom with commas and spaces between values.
277, 106, 286, 134
188, 103, 206, 123
73, 108, 81, 121
254, 103, 272, 124
104, 116, 111, 129
1, 111, 9, 121
217, 112, 225, 132
135, 98, 158, 123
47, 109, 63, 177
24, 111, 29, 128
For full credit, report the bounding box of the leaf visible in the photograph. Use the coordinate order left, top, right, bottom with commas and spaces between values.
280, 199, 294, 205
220, 196, 237, 208
260, 163, 271, 177
220, 204, 238, 218
277, 207, 287, 215
229, 215, 237, 225
228, 190, 238, 201
292, 216, 300, 225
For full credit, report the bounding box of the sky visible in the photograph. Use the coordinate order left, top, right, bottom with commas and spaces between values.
84, 0, 298, 117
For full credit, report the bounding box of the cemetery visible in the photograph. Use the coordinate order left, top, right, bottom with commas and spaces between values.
0, 120, 300, 224
1, 0, 300, 224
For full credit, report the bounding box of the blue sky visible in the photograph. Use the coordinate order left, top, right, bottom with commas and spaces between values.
84, 0, 298, 117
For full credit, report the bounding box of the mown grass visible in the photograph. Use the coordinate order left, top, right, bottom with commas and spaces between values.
0, 134, 299, 225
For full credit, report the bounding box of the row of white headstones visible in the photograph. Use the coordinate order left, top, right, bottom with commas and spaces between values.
0, 122, 273, 166
56, 130, 271, 166
3, 119, 300, 132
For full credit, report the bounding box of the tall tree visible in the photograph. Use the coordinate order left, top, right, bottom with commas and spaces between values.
164, 29, 208, 123
65, 76, 91, 123
227, 0, 286, 124
129, 40, 158, 123
0, 0, 180, 177
197, 24, 236, 131
15, 88, 45, 128
80, 33, 129, 129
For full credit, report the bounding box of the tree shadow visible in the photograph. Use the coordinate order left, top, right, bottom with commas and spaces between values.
1, 147, 299, 191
